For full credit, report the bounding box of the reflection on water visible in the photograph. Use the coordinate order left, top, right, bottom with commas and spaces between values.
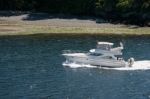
0, 35, 150, 99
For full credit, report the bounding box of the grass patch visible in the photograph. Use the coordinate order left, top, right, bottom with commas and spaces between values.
23, 26, 150, 36
0, 19, 149, 36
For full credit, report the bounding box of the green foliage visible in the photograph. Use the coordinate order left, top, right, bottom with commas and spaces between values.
141, 0, 150, 12
116, 0, 133, 12
0, 0, 149, 25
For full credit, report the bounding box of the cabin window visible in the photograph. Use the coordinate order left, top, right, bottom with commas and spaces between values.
102, 56, 113, 59
97, 45, 112, 50
90, 53, 102, 56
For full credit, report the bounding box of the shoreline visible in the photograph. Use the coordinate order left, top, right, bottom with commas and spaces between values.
1, 33, 150, 38
0, 12, 150, 37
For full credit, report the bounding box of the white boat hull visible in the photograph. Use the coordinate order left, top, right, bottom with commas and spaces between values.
64, 54, 126, 68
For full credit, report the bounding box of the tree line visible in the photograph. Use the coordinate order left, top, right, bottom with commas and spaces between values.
0, 0, 149, 25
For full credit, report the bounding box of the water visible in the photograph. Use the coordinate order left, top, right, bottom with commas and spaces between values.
0, 35, 150, 99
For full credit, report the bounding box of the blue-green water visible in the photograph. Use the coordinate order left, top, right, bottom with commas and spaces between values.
0, 35, 150, 99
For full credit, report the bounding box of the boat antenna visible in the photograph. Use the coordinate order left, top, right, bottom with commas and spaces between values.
120, 42, 124, 49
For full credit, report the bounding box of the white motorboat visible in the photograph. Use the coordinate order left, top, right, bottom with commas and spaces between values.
62, 42, 134, 68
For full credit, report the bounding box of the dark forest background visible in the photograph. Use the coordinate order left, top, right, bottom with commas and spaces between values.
0, 0, 149, 26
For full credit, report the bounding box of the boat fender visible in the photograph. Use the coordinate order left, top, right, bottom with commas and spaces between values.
128, 57, 134, 67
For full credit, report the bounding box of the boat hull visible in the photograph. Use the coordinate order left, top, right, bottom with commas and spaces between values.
64, 55, 126, 68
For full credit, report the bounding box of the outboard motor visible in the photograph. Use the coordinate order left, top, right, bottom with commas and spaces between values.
128, 57, 134, 67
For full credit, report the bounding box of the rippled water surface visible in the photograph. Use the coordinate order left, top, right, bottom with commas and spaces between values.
0, 35, 150, 99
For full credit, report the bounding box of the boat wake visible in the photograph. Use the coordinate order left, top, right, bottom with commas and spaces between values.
63, 60, 150, 71
63, 62, 97, 68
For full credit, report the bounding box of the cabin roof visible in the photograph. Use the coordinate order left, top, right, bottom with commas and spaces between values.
97, 42, 114, 46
